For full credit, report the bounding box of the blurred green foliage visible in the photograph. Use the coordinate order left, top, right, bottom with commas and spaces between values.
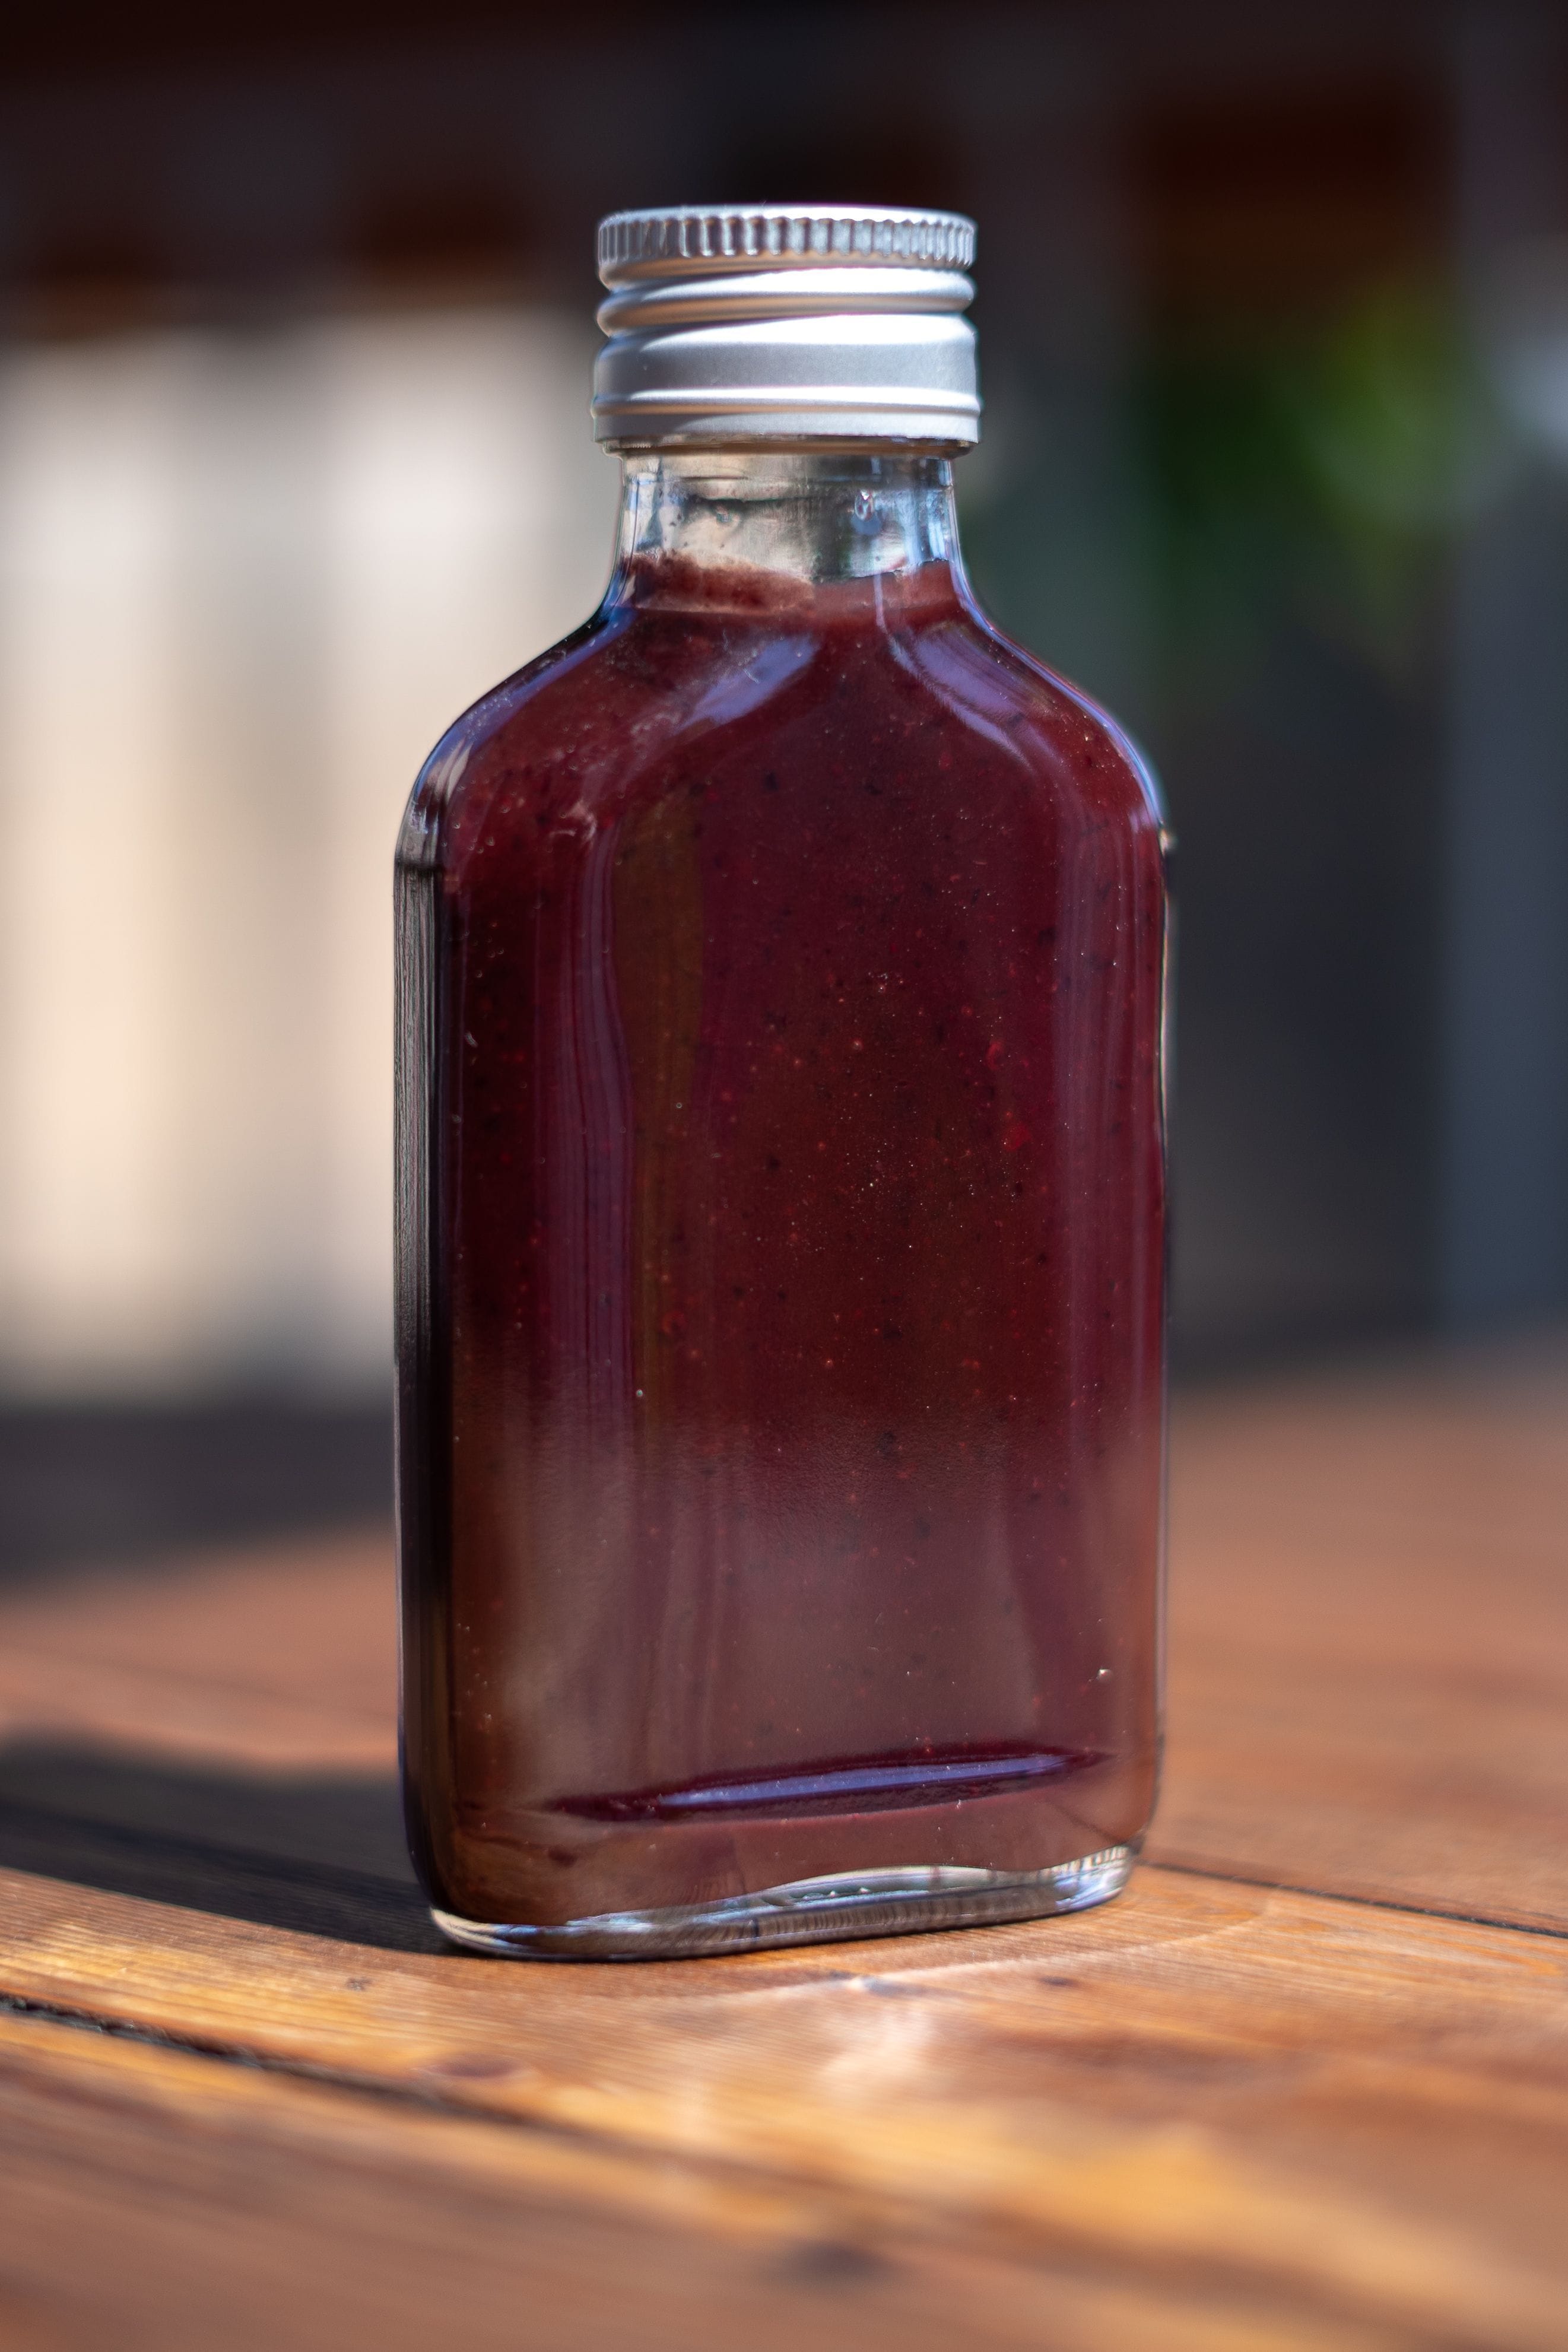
1142, 280, 1512, 691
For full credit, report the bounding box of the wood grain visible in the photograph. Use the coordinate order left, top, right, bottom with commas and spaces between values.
0, 1349, 1563, 2347
1, 1860, 1566, 2348
0, 2003, 1421, 2352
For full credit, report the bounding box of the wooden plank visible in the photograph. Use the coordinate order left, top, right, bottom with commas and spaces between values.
1156, 1354, 1568, 1929
0, 1535, 394, 1769
0, 2003, 1406, 2352
0, 1861, 1565, 2348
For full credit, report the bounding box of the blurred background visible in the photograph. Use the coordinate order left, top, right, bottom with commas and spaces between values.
2, 0, 1566, 1565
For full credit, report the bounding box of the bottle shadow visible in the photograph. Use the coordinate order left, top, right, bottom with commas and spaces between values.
0, 1737, 445, 1954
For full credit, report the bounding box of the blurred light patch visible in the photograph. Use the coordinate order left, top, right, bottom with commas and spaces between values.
0, 306, 617, 1396
1483, 236, 1568, 465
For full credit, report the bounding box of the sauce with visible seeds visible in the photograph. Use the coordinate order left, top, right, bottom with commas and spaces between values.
396, 547, 1167, 1931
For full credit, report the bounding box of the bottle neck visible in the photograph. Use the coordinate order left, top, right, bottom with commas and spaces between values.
605, 449, 969, 616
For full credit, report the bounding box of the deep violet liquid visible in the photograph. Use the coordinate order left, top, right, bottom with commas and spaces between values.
396, 548, 1167, 1934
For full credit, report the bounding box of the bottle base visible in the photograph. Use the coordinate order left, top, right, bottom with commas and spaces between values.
431, 1844, 1136, 1960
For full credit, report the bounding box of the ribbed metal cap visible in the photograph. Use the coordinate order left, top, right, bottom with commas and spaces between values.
592, 204, 980, 448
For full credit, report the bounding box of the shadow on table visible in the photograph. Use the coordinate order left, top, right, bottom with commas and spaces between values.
0, 1739, 446, 1954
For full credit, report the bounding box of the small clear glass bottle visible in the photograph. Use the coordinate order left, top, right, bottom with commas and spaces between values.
396, 207, 1167, 1957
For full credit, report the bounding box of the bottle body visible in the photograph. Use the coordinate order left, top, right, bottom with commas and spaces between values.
396, 453, 1167, 1955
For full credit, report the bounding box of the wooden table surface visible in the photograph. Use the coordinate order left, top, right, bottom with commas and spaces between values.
1, 1347, 1566, 2350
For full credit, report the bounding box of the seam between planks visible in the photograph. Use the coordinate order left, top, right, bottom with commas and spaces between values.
0, 1984, 672, 2141
0, 1854, 1559, 2115
1141, 1857, 1568, 1943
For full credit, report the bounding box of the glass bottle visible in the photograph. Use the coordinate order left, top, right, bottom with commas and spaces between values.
396, 207, 1168, 1957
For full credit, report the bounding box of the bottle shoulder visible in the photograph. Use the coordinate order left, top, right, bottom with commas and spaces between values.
398, 588, 1163, 886
916, 593, 1167, 831
396, 607, 620, 872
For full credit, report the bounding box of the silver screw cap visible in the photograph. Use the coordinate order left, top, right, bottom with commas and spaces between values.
592, 204, 980, 448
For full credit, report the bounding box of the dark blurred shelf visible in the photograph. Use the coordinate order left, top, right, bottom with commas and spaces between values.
0, 1402, 391, 1582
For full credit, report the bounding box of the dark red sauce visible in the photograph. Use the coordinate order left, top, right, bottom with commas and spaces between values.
396, 550, 1167, 1930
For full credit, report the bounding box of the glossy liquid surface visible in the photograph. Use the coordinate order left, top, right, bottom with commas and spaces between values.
397, 530, 1167, 1936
